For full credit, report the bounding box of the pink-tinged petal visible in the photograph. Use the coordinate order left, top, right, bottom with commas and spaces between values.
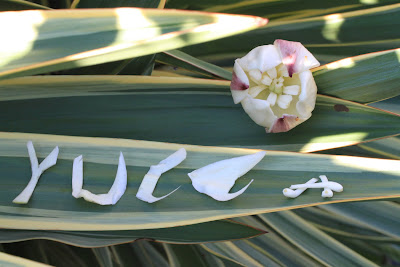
296, 70, 317, 118
268, 114, 303, 133
241, 96, 276, 128
231, 72, 249, 91
237, 45, 281, 73
274, 39, 320, 77
231, 60, 250, 104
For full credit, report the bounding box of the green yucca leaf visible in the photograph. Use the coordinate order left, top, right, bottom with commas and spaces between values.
321, 202, 400, 239
167, 0, 398, 20
0, 220, 265, 247
0, 76, 398, 152
0, 8, 266, 81
0, 251, 51, 267
294, 207, 397, 242
182, 4, 400, 64
0, 132, 399, 231
156, 48, 400, 104
259, 211, 378, 266
314, 49, 400, 104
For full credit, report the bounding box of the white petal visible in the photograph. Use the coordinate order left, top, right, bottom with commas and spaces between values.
266, 68, 277, 79
277, 63, 289, 77
188, 151, 266, 201
266, 92, 277, 106
72, 152, 127, 205
283, 178, 318, 198
241, 96, 277, 128
274, 39, 320, 76
72, 155, 83, 198
248, 85, 266, 98
261, 75, 272, 86
136, 148, 186, 203
268, 114, 303, 133
249, 69, 262, 83
230, 60, 250, 104
296, 70, 317, 118
237, 45, 282, 73
13, 142, 59, 204
283, 85, 300, 95
290, 181, 343, 192
277, 95, 293, 109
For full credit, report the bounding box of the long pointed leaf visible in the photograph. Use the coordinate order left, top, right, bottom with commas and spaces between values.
0, 220, 266, 247
0, 132, 399, 230
0, 8, 267, 80
259, 211, 378, 267
0, 76, 399, 152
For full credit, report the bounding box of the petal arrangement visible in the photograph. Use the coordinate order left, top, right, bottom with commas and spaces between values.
14, 139, 344, 204
283, 175, 343, 198
230, 39, 320, 133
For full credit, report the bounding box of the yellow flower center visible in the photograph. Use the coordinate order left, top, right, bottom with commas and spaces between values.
246, 63, 301, 109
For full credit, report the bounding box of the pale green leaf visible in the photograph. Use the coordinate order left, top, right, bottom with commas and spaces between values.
0, 132, 399, 230
0, 76, 399, 152
0, 220, 266, 247
320, 202, 400, 239
313, 49, 400, 104
0, 8, 267, 80
259, 211, 379, 266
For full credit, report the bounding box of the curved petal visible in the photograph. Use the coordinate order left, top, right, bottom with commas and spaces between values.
274, 39, 320, 77
296, 70, 317, 119
237, 45, 282, 73
188, 151, 266, 201
241, 96, 277, 128
268, 114, 304, 133
231, 60, 249, 104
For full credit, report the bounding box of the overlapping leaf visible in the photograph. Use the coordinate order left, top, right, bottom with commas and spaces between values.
0, 132, 399, 230
0, 76, 399, 152
0, 220, 265, 247
182, 4, 400, 64
0, 8, 266, 80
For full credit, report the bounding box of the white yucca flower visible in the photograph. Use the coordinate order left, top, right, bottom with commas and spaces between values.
230, 39, 320, 133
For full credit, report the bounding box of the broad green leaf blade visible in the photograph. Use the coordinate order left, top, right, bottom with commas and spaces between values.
0, 8, 267, 80
182, 4, 400, 64
0, 132, 399, 230
156, 50, 232, 80
0, 251, 51, 267
259, 211, 378, 267
0, 220, 265, 247
294, 207, 397, 242
320, 202, 400, 239
167, 0, 398, 20
313, 49, 400, 103
0, 76, 399, 152
0, 0, 50, 11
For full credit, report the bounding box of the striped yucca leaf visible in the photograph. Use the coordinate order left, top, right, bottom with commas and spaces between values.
0, 8, 267, 80
0, 131, 399, 231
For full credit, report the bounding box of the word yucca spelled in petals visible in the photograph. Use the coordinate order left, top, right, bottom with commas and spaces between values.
230, 39, 320, 133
